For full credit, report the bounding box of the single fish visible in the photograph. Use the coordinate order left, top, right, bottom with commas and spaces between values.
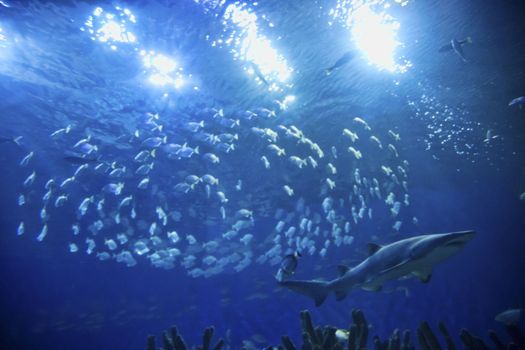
119, 195, 133, 208
215, 143, 234, 153
275, 251, 302, 281
495, 309, 522, 325
54, 195, 68, 207
109, 167, 127, 178
63, 152, 99, 164
103, 182, 124, 195
137, 177, 150, 189
508, 96, 525, 108
343, 129, 359, 142
60, 176, 76, 188
218, 133, 238, 143
289, 156, 307, 168
353, 117, 371, 130
134, 149, 156, 163
438, 37, 472, 53
177, 144, 199, 158
194, 132, 219, 145
217, 117, 240, 129
77, 143, 98, 155
78, 196, 93, 216
69, 243, 79, 253
216, 191, 228, 203
135, 163, 153, 175
23, 171, 36, 187
450, 38, 470, 63
235, 110, 257, 120
253, 108, 276, 119
163, 143, 183, 156
44, 179, 56, 190
50, 125, 71, 138
249, 61, 269, 86
202, 174, 219, 186
325, 51, 354, 75
73, 164, 89, 177
174, 182, 191, 193
261, 156, 270, 169
36, 224, 48, 242
17, 222, 25, 236
203, 153, 220, 164
142, 136, 167, 148
73, 136, 91, 148
183, 121, 205, 133
268, 144, 286, 157
0, 136, 22, 145
19, 151, 34, 167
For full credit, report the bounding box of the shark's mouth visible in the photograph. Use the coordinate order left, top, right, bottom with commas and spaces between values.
444, 240, 466, 248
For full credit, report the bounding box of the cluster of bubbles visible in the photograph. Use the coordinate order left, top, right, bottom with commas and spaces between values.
406, 80, 503, 163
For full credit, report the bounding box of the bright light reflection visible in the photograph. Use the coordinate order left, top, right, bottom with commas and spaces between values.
220, 4, 292, 89
83, 6, 137, 48
329, 0, 411, 73
349, 5, 400, 71
150, 54, 177, 74
277, 95, 296, 110
98, 21, 124, 42
283, 95, 295, 104
142, 52, 185, 89
83, 6, 190, 92
174, 78, 184, 89
149, 73, 173, 86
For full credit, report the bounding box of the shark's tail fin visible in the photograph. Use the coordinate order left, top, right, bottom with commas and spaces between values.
278, 279, 330, 306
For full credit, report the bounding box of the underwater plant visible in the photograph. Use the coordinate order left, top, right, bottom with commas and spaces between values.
147, 309, 525, 350
146, 325, 224, 350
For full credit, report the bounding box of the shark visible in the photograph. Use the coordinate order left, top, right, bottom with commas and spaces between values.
278, 230, 475, 306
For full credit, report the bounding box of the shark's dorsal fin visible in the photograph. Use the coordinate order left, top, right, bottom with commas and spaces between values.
367, 243, 382, 256
337, 264, 350, 277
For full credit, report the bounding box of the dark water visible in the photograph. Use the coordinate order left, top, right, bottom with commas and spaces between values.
1, 0, 524, 349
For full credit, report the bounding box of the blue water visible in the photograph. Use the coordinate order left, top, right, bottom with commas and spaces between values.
1, 0, 524, 349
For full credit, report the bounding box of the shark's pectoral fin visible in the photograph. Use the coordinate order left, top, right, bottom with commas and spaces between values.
413, 268, 433, 283
362, 284, 383, 292
335, 290, 347, 301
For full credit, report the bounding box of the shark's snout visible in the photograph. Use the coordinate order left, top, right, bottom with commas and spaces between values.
444, 230, 476, 247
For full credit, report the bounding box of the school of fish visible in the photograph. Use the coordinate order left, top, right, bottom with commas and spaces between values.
12, 108, 413, 279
